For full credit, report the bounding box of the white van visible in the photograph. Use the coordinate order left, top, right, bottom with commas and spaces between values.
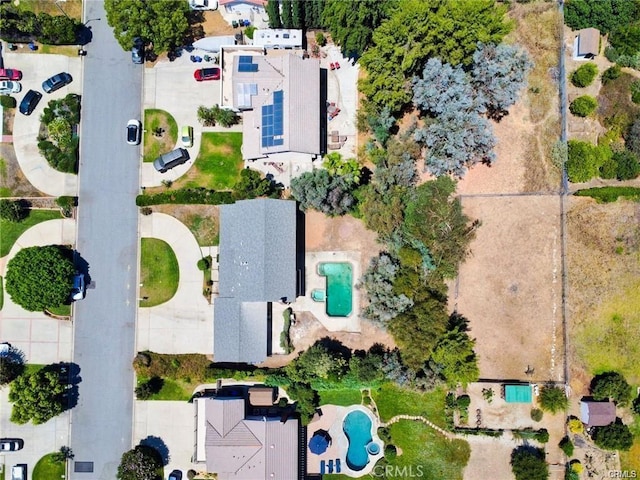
12, 464, 26, 480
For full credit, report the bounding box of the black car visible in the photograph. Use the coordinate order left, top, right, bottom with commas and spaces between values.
168, 470, 182, 480
42, 72, 72, 93
132, 37, 144, 64
19, 89, 42, 115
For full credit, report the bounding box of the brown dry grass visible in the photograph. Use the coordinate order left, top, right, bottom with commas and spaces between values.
17, 0, 82, 19
0, 144, 46, 197
151, 204, 220, 247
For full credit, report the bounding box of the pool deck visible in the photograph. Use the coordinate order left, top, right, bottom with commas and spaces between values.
292, 251, 362, 332
306, 404, 384, 478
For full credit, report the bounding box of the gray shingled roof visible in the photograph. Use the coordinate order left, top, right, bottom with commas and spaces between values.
219, 199, 297, 301
580, 401, 616, 427
214, 199, 297, 364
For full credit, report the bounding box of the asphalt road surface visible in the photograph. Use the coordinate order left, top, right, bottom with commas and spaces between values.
70, 1, 142, 478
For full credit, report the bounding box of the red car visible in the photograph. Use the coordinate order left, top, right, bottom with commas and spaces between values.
194, 67, 221, 81
0, 68, 22, 81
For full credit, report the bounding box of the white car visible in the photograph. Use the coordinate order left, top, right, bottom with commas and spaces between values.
0, 80, 21, 94
127, 119, 142, 145
71, 273, 85, 301
189, 0, 218, 10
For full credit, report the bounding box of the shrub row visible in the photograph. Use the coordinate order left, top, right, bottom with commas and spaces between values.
135, 188, 234, 206
566, 140, 640, 183
574, 186, 640, 203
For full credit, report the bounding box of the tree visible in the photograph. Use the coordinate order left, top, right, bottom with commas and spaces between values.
566, 140, 609, 182
0, 347, 25, 385
286, 382, 319, 425
358, 252, 414, 326
559, 436, 574, 457
286, 343, 347, 383
359, 0, 511, 113
569, 95, 597, 117
471, 42, 533, 118
52, 446, 75, 462
5, 245, 76, 312
9, 367, 68, 424
632, 394, 640, 415
322, 153, 362, 184
281, 0, 292, 28
413, 58, 476, 116
0, 199, 28, 222
592, 421, 634, 451
602, 65, 622, 84
265, 0, 282, 29
610, 23, 640, 56
430, 328, 479, 387
322, 0, 391, 58
564, 0, 640, 35
291, 0, 304, 29
47, 117, 73, 150
510, 446, 549, 480
290, 169, 356, 216
104, 0, 189, 55
590, 371, 633, 406
37, 13, 79, 44
117, 445, 162, 480
626, 116, 640, 156
538, 386, 568, 414
233, 168, 280, 200
415, 109, 496, 177
570, 63, 598, 88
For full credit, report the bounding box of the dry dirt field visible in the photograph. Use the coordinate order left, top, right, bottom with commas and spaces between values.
453, 196, 564, 382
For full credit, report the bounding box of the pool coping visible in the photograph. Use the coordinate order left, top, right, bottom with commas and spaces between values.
306, 404, 384, 478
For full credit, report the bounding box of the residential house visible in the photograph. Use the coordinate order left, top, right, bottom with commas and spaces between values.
194, 394, 300, 479
213, 198, 300, 363
229, 53, 326, 160
580, 400, 616, 427
219, 0, 267, 16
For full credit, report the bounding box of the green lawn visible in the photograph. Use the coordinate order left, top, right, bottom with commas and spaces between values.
47, 304, 71, 317
143, 109, 178, 163
319, 389, 362, 407
32, 453, 65, 480
373, 383, 448, 427
146, 378, 192, 401
176, 132, 243, 190
386, 421, 470, 480
0, 210, 61, 257
574, 281, 640, 384
139, 238, 179, 307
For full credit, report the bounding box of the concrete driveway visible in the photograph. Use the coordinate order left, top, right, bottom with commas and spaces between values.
133, 400, 197, 476
141, 56, 221, 187
5, 51, 82, 196
137, 213, 213, 354
0, 218, 75, 365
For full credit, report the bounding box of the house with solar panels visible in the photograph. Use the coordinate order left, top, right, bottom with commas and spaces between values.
229, 53, 326, 161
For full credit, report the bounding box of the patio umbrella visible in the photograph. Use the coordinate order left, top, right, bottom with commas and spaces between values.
308, 429, 332, 455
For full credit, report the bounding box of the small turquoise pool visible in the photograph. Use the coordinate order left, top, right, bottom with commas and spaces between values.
318, 262, 353, 317
343, 410, 372, 471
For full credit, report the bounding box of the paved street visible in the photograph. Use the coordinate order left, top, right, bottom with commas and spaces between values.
69, 0, 142, 477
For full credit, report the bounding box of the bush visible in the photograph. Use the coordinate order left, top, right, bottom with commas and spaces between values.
568, 417, 584, 434
602, 65, 622, 84
0, 199, 29, 222
610, 23, 640, 57
0, 95, 16, 108
574, 186, 640, 202
632, 395, 640, 415
136, 188, 234, 206
197, 256, 211, 271
135, 377, 163, 400
244, 25, 256, 39
569, 95, 598, 117
571, 63, 598, 87
567, 140, 610, 182
530, 408, 543, 422
613, 150, 640, 179
315, 31, 326, 47
534, 429, 549, 444
631, 80, 640, 104
384, 444, 397, 460
559, 436, 574, 456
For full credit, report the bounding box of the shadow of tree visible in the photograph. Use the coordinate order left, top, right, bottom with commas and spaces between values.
140, 435, 170, 466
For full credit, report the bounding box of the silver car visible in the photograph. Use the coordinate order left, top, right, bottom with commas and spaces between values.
0, 80, 21, 94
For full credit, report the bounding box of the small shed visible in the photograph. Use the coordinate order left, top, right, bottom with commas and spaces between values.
248, 386, 275, 406
504, 384, 532, 403
580, 400, 616, 427
574, 28, 600, 60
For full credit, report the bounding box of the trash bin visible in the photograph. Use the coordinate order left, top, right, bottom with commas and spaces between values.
78, 48, 87, 56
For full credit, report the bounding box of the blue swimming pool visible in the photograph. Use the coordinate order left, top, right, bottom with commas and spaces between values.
343, 410, 372, 471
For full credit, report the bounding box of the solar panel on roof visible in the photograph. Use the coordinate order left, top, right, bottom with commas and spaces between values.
274, 90, 283, 102
239, 55, 253, 63
273, 139, 284, 146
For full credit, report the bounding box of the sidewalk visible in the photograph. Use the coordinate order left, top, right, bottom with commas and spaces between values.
5, 51, 82, 196
136, 212, 213, 354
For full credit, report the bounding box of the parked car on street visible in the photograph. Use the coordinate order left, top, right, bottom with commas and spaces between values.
0, 68, 22, 80
181, 125, 193, 147
19, 90, 42, 115
127, 119, 142, 145
0, 439, 23, 452
132, 37, 144, 64
168, 471, 182, 480
0, 80, 21, 94
71, 273, 85, 301
42, 72, 72, 93
194, 67, 220, 81
11, 464, 26, 480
